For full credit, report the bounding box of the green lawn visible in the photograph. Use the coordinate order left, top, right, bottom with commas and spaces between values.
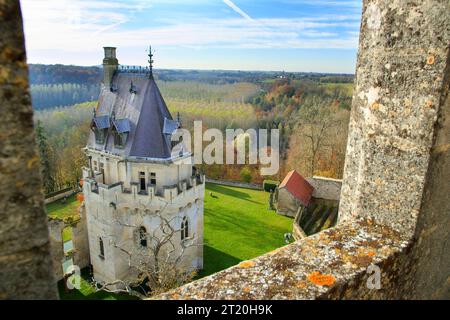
46, 194, 80, 219
47, 183, 293, 299
201, 183, 292, 277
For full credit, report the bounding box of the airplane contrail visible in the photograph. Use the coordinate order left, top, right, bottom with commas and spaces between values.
223, 0, 254, 22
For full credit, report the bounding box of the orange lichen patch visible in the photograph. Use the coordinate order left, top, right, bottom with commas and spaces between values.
367, 251, 376, 257
76, 193, 84, 202
243, 286, 251, 293
427, 55, 435, 65
239, 261, 256, 268
307, 271, 336, 286
426, 100, 434, 108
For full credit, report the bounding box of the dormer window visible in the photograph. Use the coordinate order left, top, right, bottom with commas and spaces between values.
163, 117, 181, 152
112, 118, 131, 148
91, 115, 110, 144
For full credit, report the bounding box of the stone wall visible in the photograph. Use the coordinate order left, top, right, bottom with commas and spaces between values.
44, 188, 77, 205
0, 1, 58, 299
47, 207, 90, 281
338, 0, 449, 238
47, 219, 66, 281
83, 173, 205, 285
276, 188, 300, 218
306, 176, 342, 201
205, 178, 263, 190
337, 0, 450, 299
72, 207, 90, 271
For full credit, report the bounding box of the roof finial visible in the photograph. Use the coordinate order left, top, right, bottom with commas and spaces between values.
147, 45, 154, 78
177, 112, 182, 128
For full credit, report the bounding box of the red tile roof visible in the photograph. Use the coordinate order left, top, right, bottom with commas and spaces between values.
279, 170, 314, 206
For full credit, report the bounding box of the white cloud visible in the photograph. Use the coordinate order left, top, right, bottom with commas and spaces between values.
20, 0, 359, 65
223, 0, 254, 21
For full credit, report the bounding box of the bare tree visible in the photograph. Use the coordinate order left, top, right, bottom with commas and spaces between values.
297, 98, 341, 176
92, 201, 199, 299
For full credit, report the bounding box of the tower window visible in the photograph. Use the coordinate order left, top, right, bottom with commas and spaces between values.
139, 226, 147, 247
181, 217, 189, 241
94, 128, 106, 144
99, 162, 105, 184
112, 118, 130, 149
99, 237, 105, 259
139, 172, 146, 191
113, 132, 128, 148
150, 172, 156, 185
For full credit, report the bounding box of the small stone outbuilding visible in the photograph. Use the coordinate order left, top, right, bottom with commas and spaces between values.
276, 170, 314, 218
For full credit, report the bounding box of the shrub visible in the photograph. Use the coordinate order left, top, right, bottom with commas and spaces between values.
240, 167, 252, 183
263, 180, 278, 192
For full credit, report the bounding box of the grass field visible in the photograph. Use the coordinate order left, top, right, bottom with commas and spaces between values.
47, 183, 293, 299
200, 183, 292, 277
46, 194, 80, 219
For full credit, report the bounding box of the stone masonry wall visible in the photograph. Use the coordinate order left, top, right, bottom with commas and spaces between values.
0, 1, 58, 299
339, 0, 450, 238
205, 178, 263, 190
306, 176, 342, 201
47, 219, 65, 281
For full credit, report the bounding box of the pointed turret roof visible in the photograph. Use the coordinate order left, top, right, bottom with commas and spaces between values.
87, 72, 178, 159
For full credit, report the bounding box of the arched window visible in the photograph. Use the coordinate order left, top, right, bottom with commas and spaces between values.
99, 237, 105, 259
181, 216, 189, 241
139, 226, 147, 247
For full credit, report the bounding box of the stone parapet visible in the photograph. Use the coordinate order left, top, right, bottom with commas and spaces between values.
157, 218, 410, 299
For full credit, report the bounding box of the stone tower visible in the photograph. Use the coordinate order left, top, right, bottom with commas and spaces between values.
82, 48, 204, 286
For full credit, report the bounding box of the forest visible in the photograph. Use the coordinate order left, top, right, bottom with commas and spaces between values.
31, 64, 353, 194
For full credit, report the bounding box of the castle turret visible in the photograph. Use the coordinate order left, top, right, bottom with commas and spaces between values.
83, 47, 204, 286
102, 47, 118, 87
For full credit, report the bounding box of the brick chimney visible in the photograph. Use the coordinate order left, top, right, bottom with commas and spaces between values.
103, 47, 118, 87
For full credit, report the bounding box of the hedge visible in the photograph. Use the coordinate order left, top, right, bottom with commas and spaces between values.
263, 180, 278, 192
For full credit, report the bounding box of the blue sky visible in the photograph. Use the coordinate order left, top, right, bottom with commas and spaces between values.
21, 0, 362, 73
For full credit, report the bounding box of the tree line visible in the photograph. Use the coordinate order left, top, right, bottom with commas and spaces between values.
31, 83, 100, 110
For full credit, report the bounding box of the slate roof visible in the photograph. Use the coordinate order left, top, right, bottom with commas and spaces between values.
92, 115, 110, 129
113, 118, 131, 134
87, 73, 180, 159
279, 170, 314, 206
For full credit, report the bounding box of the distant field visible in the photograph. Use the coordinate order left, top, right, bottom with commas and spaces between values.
158, 81, 260, 130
